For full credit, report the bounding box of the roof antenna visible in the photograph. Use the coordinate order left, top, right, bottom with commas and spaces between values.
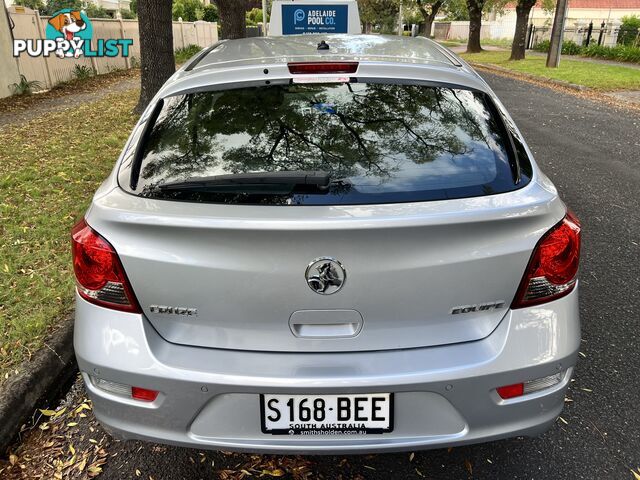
317, 40, 329, 50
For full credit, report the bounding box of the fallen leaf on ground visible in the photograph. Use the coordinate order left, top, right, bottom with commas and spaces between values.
76, 457, 87, 472
465, 459, 473, 475
261, 468, 284, 477
88, 465, 102, 476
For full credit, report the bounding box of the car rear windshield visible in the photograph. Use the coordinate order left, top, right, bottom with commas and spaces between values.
121, 82, 531, 206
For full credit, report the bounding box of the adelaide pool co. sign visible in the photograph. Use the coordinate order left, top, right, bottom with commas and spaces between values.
282, 4, 349, 35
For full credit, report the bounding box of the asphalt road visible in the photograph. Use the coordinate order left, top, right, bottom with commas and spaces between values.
5, 73, 640, 480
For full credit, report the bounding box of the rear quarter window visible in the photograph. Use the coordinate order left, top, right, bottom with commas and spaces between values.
119, 82, 531, 205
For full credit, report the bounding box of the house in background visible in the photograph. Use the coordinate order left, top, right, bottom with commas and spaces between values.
89, 0, 131, 15
435, 0, 639, 42
3, 0, 131, 15
490, 0, 640, 32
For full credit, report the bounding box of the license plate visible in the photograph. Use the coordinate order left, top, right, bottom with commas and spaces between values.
260, 393, 393, 435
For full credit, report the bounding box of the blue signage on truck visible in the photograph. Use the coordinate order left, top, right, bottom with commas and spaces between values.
282, 5, 348, 35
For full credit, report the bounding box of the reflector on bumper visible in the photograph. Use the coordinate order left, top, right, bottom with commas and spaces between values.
90, 376, 159, 402
497, 372, 564, 399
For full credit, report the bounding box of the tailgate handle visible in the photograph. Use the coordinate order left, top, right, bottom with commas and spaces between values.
289, 310, 363, 339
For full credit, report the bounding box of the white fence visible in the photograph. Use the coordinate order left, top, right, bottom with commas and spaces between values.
8, 8, 218, 90
433, 19, 623, 47
528, 22, 625, 48
433, 20, 516, 41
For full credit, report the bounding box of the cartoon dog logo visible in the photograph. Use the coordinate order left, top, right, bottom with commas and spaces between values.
48, 10, 87, 58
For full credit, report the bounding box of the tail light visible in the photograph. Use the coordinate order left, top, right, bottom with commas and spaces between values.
512, 211, 581, 308
288, 62, 359, 74
71, 219, 141, 313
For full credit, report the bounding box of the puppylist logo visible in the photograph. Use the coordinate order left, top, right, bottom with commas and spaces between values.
13, 9, 132, 59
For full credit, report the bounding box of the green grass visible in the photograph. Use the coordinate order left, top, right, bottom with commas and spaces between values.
461, 50, 640, 90
479, 38, 513, 48
0, 90, 139, 381
175, 44, 203, 64
438, 39, 513, 49
437, 40, 464, 48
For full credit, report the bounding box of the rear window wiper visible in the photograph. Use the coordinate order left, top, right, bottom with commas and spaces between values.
156, 171, 331, 193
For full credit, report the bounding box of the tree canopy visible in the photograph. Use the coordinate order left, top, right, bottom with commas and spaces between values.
246, 7, 264, 26
84, 4, 110, 18
172, 0, 205, 21
42, 0, 80, 15
358, 0, 400, 34
13, 0, 45, 13
202, 4, 219, 22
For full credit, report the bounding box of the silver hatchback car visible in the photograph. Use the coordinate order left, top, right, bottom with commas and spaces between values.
72, 34, 581, 453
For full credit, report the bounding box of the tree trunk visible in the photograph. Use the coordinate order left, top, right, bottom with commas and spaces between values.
135, 0, 175, 114
509, 1, 535, 60
547, 0, 569, 67
419, 19, 434, 37
466, 0, 484, 53
215, 0, 247, 40
416, 0, 443, 38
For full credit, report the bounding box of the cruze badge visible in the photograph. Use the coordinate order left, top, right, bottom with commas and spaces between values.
305, 257, 346, 295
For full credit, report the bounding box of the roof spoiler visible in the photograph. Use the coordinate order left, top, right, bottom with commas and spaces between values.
185, 42, 224, 72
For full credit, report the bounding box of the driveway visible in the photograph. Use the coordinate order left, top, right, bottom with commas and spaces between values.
3, 72, 639, 480
0, 72, 138, 127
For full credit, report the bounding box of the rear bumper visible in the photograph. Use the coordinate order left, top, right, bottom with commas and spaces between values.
74, 288, 580, 454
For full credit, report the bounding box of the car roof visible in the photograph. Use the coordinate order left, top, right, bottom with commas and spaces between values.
193, 34, 463, 70
161, 34, 489, 99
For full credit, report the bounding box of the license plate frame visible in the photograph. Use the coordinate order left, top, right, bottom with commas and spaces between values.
260, 393, 394, 435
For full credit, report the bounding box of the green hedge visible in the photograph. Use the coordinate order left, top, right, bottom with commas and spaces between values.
581, 44, 640, 63
534, 40, 582, 55
618, 15, 640, 46
533, 40, 640, 64
175, 44, 202, 63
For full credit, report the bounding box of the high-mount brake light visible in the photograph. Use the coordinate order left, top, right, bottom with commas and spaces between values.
71, 219, 141, 313
288, 62, 359, 75
512, 211, 581, 308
